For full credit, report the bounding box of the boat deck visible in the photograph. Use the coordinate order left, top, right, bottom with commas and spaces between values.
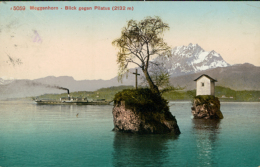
35, 100, 112, 105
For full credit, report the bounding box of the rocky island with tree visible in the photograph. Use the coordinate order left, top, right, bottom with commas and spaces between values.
112, 16, 180, 134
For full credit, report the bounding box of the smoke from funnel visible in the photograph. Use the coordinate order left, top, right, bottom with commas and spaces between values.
27, 81, 70, 95
55, 86, 70, 100
56, 86, 69, 94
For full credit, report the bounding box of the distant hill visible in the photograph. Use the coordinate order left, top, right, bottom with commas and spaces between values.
169, 63, 260, 91
1, 42, 259, 100
1, 63, 259, 100
0, 75, 135, 100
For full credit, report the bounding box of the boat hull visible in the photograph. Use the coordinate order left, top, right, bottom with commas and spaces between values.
35, 100, 112, 105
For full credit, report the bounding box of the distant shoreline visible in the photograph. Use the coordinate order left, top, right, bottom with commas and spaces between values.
1, 98, 260, 103
1, 85, 260, 103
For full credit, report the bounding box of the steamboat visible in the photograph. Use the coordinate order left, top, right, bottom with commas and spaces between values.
35, 88, 112, 105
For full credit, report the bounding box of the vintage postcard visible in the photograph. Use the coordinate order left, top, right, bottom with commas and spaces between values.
0, 1, 259, 167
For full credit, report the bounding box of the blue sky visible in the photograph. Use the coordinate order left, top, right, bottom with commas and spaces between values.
0, 1, 259, 80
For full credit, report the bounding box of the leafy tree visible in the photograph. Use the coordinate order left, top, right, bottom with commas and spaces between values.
148, 62, 170, 89
141, 61, 184, 95
112, 16, 171, 95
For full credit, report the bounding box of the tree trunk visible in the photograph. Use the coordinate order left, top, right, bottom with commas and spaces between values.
143, 69, 160, 95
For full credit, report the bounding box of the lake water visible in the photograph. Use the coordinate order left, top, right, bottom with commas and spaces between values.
0, 101, 259, 167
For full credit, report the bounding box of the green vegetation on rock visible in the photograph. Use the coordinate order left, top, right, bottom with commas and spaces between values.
194, 95, 220, 109
113, 88, 169, 113
192, 95, 223, 119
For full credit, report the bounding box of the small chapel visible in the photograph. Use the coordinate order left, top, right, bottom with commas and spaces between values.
194, 74, 217, 96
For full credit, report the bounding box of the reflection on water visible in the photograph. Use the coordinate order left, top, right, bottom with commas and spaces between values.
113, 132, 179, 167
1, 101, 259, 166
192, 119, 222, 166
192, 119, 221, 137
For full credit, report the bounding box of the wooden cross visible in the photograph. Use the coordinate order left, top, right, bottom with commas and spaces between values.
132, 69, 140, 89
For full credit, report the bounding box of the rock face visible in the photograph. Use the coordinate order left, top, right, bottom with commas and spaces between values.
113, 101, 181, 134
191, 95, 223, 119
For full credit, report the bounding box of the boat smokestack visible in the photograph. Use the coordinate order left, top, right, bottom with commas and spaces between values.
67, 89, 70, 100
55, 86, 70, 100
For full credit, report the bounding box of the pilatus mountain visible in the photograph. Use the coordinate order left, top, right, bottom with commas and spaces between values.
152, 43, 230, 77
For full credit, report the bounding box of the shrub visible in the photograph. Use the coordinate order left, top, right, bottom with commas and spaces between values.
194, 95, 220, 109
113, 88, 169, 113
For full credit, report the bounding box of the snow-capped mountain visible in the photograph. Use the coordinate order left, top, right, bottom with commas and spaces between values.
152, 43, 230, 77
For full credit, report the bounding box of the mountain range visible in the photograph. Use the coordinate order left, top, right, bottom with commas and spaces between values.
1, 44, 259, 100
152, 43, 230, 77
169, 63, 260, 91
